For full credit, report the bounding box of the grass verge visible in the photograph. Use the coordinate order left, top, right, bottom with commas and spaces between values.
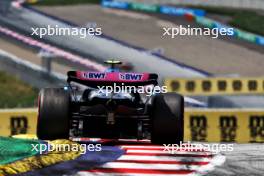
0, 71, 38, 108
187, 6, 264, 36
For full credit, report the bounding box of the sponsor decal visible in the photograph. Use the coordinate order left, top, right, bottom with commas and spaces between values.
186, 81, 195, 92
166, 78, 264, 95
119, 73, 143, 81
190, 115, 207, 141
249, 115, 264, 142
83, 72, 106, 79
219, 116, 237, 142
218, 80, 227, 91
101, 0, 129, 9
10, 116, 28, 135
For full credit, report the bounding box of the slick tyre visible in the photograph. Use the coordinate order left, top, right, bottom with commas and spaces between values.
151, 93, 184, 144
37, 88, 70, 140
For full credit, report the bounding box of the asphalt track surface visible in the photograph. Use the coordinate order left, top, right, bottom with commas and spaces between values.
0, 37, 74, 75
36, 5, 264, 76
0, 4, 206, 79
208, 144, 264, 176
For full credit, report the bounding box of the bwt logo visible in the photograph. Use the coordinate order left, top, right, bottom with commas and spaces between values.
10, 116, 28, 135
249, 116, 264, 142
83, 72, 106, 79
219, 116, 237, 142
119, 73, 143, 80
190, 115, 207, 141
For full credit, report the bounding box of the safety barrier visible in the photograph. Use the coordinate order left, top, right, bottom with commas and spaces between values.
101, 0, 206, 16
124, 0, 264, 10
185, 109, 264, 143
165, 77, 264, 96
1, 108, 263, 143
0, 109, 37, 137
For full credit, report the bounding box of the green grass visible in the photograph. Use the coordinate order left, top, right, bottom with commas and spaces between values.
230, 12, 264, 36
0, 71, 38, 108
186, 6, 264, 36
187, 6, 242, 16
31, 0, 101, 6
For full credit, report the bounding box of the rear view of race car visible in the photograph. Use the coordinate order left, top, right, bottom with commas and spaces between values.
37, 61, 184, 144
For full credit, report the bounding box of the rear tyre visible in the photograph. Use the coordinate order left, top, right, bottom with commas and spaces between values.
151, 93, 184, 144
37, 88, 70, 140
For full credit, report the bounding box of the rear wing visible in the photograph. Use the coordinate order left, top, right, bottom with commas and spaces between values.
67, 71, 158, 88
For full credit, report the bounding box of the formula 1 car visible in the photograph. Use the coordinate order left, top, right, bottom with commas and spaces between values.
37, 60, 184, 144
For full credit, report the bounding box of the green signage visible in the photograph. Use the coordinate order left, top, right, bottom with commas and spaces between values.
130, 2, 159, 13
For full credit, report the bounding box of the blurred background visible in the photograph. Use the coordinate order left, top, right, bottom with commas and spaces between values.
0, 0, 264, 108
0, 0, 264, 142
1, 1, 264, 175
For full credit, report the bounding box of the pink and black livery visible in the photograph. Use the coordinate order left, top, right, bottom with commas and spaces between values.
67, 71, 158, 87
37, 60, 184, 144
